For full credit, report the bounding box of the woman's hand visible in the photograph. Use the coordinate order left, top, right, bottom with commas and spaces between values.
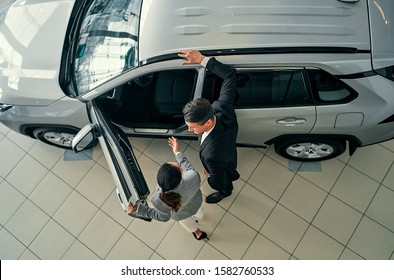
168, 136, 180, 154
127, 202, 138, 214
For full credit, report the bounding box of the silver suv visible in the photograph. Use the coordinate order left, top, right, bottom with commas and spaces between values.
1, 0, 394, 207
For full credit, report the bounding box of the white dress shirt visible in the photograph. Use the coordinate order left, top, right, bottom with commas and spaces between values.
201, 117, 216, 144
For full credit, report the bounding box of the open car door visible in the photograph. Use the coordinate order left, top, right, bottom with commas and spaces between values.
72, 101, 150, 220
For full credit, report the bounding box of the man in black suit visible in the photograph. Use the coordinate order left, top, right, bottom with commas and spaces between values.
179, 49, 240, 204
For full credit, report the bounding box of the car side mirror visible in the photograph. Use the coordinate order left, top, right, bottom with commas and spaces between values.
72, 124, 98, 152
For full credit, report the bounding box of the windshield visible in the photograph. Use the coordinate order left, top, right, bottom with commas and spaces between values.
74, 0, 142, 94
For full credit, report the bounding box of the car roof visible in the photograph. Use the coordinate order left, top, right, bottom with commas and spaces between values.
138, 0, 371, 62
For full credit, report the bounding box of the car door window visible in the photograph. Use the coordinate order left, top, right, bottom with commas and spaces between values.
307, 69, 357, 103
96, 69, 197, 129
202, 69, 311, 108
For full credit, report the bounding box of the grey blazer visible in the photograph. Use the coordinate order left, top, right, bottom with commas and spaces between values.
136, 152, 202, 221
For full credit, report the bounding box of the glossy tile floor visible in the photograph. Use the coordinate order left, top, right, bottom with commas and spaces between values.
0, 122, 394, 260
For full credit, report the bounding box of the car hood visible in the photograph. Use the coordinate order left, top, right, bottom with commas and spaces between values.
368, 0, 394, 70
0, 0, 74, 106
139, 0, 371, 61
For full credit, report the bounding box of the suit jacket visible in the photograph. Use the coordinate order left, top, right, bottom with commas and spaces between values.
200, 58, 240, 191
136, 152, 202, 221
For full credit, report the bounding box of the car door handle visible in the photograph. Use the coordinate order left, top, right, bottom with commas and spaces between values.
276, 118, 306, 125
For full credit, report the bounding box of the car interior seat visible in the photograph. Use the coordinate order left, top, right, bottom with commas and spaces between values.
153, 70, 195, 118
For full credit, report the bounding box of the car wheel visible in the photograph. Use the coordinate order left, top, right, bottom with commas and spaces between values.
33, 127, 80, 149
274, 137, 346, 162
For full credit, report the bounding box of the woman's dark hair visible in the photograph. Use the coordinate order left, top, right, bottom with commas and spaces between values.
157, 163, 182, 212
160, 192, 182, 212
157, 163, 182, 191
183, 98, 214, 124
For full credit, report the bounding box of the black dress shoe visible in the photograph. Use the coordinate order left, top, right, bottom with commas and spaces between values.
205, 191, 231, 203
192, 231, 209, 241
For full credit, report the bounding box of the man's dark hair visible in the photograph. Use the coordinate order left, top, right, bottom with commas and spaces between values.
183, 98, 214, 124
157, 163, 182, 191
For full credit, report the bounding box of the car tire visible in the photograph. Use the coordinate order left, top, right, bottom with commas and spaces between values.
33, 127, 93, 149
274, 137, 346, 162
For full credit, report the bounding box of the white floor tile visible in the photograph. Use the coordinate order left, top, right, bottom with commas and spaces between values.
156, 223, 204, 259
183, 145, 206, 177
382, 163, 394, 191
0, 123, 10, 135
130, 137, 152, 153
97, 154, 110, 171
237, 147, 263, 181
51, 158, 95, 188
197, 202, 226, 235
149, 252, 165, 260
380, 139, 394, 153
260, 204, 309, 253
19, 249, 40, 260
5, 200, 50, 246
0, 138, 25, 178
210, 212, 257, 259
29, 219, 75, 259
348, 145, 394, 182
136, 154, 161, 194
293, 226, 344, 260
348, 216, 394, 260
366, 186, 394, 232
248, 156, 295, 201
75, 163, 114, 207
298, 158, 345, 192
279, 175, 327, 222
331, 166, 380, 213
101, 189, 133, 229
128, 217, 174, 250
144, 138, 183, 165
264, 146, 291, 169
242, 234, 290, 260
6, 130, 36, 152
28, 141, 63, 169
195, 243, 230, 260
78, 210, 124, 259
312, 195, 363, 245
106, 230, 153, 260
0, 228, 26, 259
53, 191, 98, 237
339, 248, 364, 260
29, 172, 73, 216
229, 184, 276, 231
6, 154, 48, 196
200, 178, 245, 210
62, 240, 100, 260
0, 180, 26, 225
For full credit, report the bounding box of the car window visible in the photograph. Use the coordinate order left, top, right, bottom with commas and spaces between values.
74, 0, 142, 95
307, 69, 356, 103
202, 69, 310, 108
96, 69, 198, 129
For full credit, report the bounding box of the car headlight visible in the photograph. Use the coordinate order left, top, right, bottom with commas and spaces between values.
0, 104, 14, 112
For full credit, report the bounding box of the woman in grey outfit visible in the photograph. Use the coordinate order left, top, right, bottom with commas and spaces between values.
127, 137, 208, 240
